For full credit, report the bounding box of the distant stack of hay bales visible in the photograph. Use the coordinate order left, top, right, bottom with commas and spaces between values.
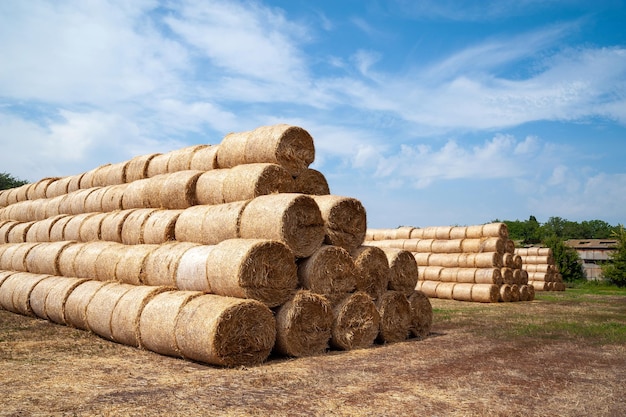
514, 247, 565, 291
0, 124, 432, 366
365, 223, 535, 302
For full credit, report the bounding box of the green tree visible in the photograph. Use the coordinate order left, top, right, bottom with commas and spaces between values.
601, 225, 626, 287
0, 172, 28, 190
544, 236, 585, 282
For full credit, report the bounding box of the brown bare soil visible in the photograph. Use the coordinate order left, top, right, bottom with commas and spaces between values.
1, 290, 625, 417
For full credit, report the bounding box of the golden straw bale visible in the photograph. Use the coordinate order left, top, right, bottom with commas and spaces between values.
222, 163, 296, 203
28, 275, 71, 321
93, 243, 125, 282
376, 291, 412, 343
412, 252, 431, 266
74, 242, 117, 279
474, 268, 503, 285
293, 168, 330, 195
501, 267, 514, 284
240, 194, 325, 258
470, 252, 503, 268
418, 266, 444, 281
6, 221, 36, 243
407, 290, 432, 339
121, 179, 150, 210
452, 283, 474, 302
94, 161, 128, 187
25, 241, 76, 275
430, 239, 463, 253
141, 209, 182, 244
189, 145, 219, 171
461, 237, 505, 254
297, 245, 357, 295
146, 153, 171, 178
310, 195, 367, 252
57, 243, 86, 278
86, 282, 135, 341
24, 216, 62, 243
449, 226, 467, 239
217, 124, 315, 177
435, 282, 456, 299
502, 253, 515, 268
115, 244, 158, 285
456, 268, 478, 283
499, 284, 512, 302
4, 242, 40, 271
482, 222, 509, 239
351, 245, 389, 300
167, 145, 208, 172
519, 284, 530, 301
380, 247, 418, 296
465, 225, 484, 239
0, 220, 19, 243
110, 285, 173, 347
126, 153, 160, 182
79, 212, 109, 242
505, 239, 515, 254
418, 227, 438, 239
416, 280, 439, 297
100, 184, 126, 212
28, 177, 58, 200
513, 255, 523, 270
143, 242, 199, 287
79, 166, 104, 189
157, 170, 203, 209
1, 272, 52, 316
64, 280, 110, 330
274, 290, 333, 357
121, 208, 158, 245
175, 245, 214, 292
63, 213, 98, 241
139, 290, 201, 357
205, 239, 298, 307
100, 210, 134, 243
527, 284, 536, 300
49, 215, 73, 241
175, 201, 247, 245
195, 169, 230, 205
437, 268, 458, 283
14, 183, 34, 203
471, 284, 500, 303
415, 239, 434, 253
330, 291, 380, 350
83, 187, 109, 213
45, 195, 66, 218
0, 190, 10, 208
510, 284, 520, 302
175, 294, 277, 367
45, 176, 73, 198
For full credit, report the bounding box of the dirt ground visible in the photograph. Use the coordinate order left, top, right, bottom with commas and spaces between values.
1, 291, 625, 417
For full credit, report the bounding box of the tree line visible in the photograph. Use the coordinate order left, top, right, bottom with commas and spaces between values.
495, 215, 619, 244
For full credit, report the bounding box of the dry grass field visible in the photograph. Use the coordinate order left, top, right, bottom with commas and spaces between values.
2, 286, 625, 417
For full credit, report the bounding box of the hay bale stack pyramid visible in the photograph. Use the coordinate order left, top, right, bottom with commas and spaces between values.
0, 124, 432, 367
514, 247, 565, 292
365, 223, 538, 302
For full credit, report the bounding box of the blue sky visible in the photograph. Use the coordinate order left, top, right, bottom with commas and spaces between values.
1, 0, 625, 228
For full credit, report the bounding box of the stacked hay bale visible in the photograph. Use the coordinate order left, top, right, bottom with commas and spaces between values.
365, 223, 535, 302
514, 247, 565, 291
0, 124, 432, 366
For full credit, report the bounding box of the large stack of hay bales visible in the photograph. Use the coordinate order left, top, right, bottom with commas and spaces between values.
514, 247, 565, 291
365, 223, 536, 302
0, 124, 432, 367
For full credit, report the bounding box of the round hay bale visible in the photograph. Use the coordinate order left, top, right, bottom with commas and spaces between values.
475, 268, 503, 285
415, 239, 434, 253
418, 266, 444, 281
30, 275, 68, 320
167, 145, 207, 171
189, 145, 219, 171
380, 247, 418, 296
417, 280, 439, 298
408, 290, 432, 339
121, 208, 158, 245
110, 286, 173, 347
141, 209, 182, 244
45, 195, 66, 218
100, 184, 126, 212
93, 243, 125, 282
100, 210, 134, 242
79, 212, 109, 242
25, 241, 76, 275
28, 214, 69, 243
513, 255, 523, 270
44, 277, 89, 325
126, 153, 160, 182
7, 242, 40, 271
49, 215, 74, 242
519, 284, 530, 301
83, 186, 109, 212
310, 195, 366, 252
512, 269, 525, 285
146, 153, 171, 178
482, 223, 508, 239
217, 124, 315, 176
86, 282, 136, 341
529, 281, 547, 291
449, 226, 467, 239
6, 273, 53, 316
206, 239, 298, 307
437, 268, 459, 282
158, 170, 203, 209
435, 282, 456, 299
14, 183, 34, 203
115, 244, 158, 285
471, 284, 500, 303
175, 294, 277, 367
79, 167, 103, 189
408, 228, 424, 239
471, 252, 503, 268
376, 291, 411, 343
62, 213, 98, 241
412, 252, 431, 266
499, 284, 512, 302
175, 245, 214, 292
433, 226, 452, 239
297, 245, 357, 295
401, 240, 420, 252
7, 221, 36, 243
175, 201, 247, 245
93, 161, 128, 187
501, 267, 514, 284
0, 220, 19, 243
294, 168, 330, 195
505, 239, 515, 254
70, 188, 100, 214
510, 284, 520, 302
431, 239, 462, 253
0, 273, 21, 311
195, 169, 230, 205
143, 242, 199, 287
330, 291, 380, 350
428, 253, 461, 268
74, 242, 117, 279
57, 243, 86, 278
527, 284, 536, 300
502, 253, 515, 268
451, 282, 473, 302
45, 176, 73, 198
419, 227, 439, 239
240, 193, 325, 258
222, 163, 296, 203
121, 179, 150, 210
465, 225, 484, 239
65, 280, 110, 330
456, 268, 477, 283
274, 290, 333, 357
351, 245, 389, 300
28, 178, 58, 200
139, 290, 201, 357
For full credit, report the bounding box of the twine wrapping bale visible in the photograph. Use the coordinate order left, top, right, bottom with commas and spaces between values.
121, 209, 158, 245
239, 193, 324, 258
44, 277, 89, 324
83, 187, 109, 212
274, 290, 333, 357
2, 273, 52, 316
330, 291, 380, 350
143, 242, 199, 287
351, 245, 390, 300
175, 245, 214, 291
110, 285, 172, 347
311, 195, 367, 252
139, 290, 201, 357
63, 213, 98, 241
471, 284, 500, 303
126, 153, 159, 182
407, 290, 432, 339
205, 239, 298, 307
376, 291, 412, 343
175, 201, 246, 245
195, 169, 230, 205
25, 241, 76, 275
100, 184, 126, 212
452, 283, 474, 302
294, 168, 330, 195
65, 281, 110, 330
146, 153, 171, 178
189, 145, 219, 170
222, 163, 296, 203
435, 282, 456, 300
297, 245, 357, 296
499, 284, 512, 302
86, 282, 136, 341
141, 209, 182, 244
79, 212, 109, 242
57, 243, 86, 278
74, 242, 117, 279
380, 247, 418, 296
217, 124, 315, 176
100, 210, 134, 243
115, 244, 158, 285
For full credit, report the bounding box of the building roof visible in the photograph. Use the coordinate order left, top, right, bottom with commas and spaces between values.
565, 239, 618, 250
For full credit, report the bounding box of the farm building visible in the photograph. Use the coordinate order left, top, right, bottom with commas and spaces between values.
565, 239, 617, 280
